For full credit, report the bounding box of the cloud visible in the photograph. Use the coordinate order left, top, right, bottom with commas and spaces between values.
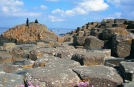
0, 0, 42, 17
52, 0, 109, 16
45, 0, 58, 2
107, 0, 134, 18
40, 5, 47, 10
48, 15, 65, 22
105, 12, 122, 19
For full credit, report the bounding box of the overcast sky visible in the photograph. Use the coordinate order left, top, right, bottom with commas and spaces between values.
0, 0, 134, 29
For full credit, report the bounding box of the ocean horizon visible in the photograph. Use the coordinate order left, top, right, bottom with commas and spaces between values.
0, 27, 75, 36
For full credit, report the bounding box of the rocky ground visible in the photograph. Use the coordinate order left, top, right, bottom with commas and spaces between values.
0, 19, 134, 87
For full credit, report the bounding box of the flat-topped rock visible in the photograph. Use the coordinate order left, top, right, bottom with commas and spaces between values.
34, 56, 80, 68
3, 59, 34, 73
0, 72, 24, 87
73, 65, 123, 87
0, 52, 14, 64
105, 57, 124, 67
119, 60, 134, 81
72, 52, 105, 66
87, 49, 111, 58
25, 66, 79, 87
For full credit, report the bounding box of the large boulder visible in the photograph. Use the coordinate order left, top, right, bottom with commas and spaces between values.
34, 56, 80, 68
99, 28, 114, 40
119, 60, 134, 82
72, 52, 105, 66
25, 66, 79, 87
84, 36, 104, 50
112, 33, 134, 57
73, 66, 123, 87
73, 36, 86, 46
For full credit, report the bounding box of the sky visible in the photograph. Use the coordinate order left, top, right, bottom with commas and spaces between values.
0, 0, 134, 29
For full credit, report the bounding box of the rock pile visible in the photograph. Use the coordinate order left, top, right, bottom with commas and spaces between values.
0, 19, 134, 87
0, 22, 58, 45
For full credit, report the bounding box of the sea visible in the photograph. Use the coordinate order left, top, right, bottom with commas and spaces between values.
0, 27, 75, 36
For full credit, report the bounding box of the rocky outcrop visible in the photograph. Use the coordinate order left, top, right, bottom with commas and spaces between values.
0, 22, 58, 45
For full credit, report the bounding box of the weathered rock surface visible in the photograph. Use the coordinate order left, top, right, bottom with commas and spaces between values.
73, 36, 86, 46
112, 33, 134, 57
72, 52, 105, 66
119, 60, 134, 81
25, 66, 79, 87
34, 56, 80, 68
0, 72, 24, 87
84, 36, 104, 49
73, 66, 123, 87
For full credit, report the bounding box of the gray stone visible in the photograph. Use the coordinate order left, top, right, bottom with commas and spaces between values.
87, 49, 111, 58
3, 43, 16, 51
3, 59, 34, 73
77, 31, 84, 37
25, 66, 79, 87
84, 36, 104, 50
73, 36, 86, 46
72, 52, 105, 66
0, 72, 24, 87
105, 57, 124, 67
34, 56, 80, 68
112, 33, 134, 58
100, 28, 114, 40
73, 66, 123, 87
119, 60, 134, 81
0, 52, 14, 64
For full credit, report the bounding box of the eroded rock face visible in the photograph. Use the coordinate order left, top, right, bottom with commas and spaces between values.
0, 22, 58, 45
73, 66, 123, 87
84, 36, 104, 50
112, 33, 134, 57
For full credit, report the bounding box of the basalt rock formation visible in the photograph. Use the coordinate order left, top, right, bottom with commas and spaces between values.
0, 22, 58, 45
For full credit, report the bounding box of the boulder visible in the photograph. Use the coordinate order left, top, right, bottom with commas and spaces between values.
55, 48, 86, 59
105, 57, 124, 67
34, 56, 80, 68
84, 36, 104, 50
0, 72, 24, 87
25, 66, 79, 87
77, 31, 84, 37
114, 19, 127, 24
3, 59, 34, 73
3, 43, 16, 51
112, 33, 134, 57
0, 52, 14, 64
99, 28, 114, 40
73, 36, 86, 46
87, 49, 111, 58
72, 52, 105, 66
73, 66, 123, 87
90, 28, 101, 37
119, 60, 134, 81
